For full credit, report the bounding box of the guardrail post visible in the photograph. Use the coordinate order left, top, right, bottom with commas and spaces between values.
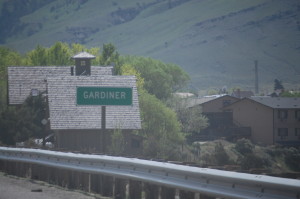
15, 162, 22, 177
48, 167, 57, 184
100, 175, 114, 197
88, 173, 91, 192
63, 169, 69, 188
199, 193, 215, 199
0, 160, 3, 171
57, 168, 68, 188
31, 164, 39, 180
81, 173, 91, 192
129, 180, 142, 199
56, 168, 62, 187
75, 171, 81, 189
67, 170, 76, 189
114, 178, 127, 199
144, 183, 160, 199
90, 173, 100, 193
161, 186, 176, 199
38, 165, 47, 181
179, 190, 196, 199
5, 161, 15, 175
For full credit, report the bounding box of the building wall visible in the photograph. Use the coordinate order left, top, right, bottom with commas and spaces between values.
273, 108, 300, 145
202, 95, 239, 113
55, 129, 143, 155
226, 99, 274, 145
56, 129, 105, 152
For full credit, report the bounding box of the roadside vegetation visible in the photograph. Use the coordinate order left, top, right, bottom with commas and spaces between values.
188, 139, 300, 175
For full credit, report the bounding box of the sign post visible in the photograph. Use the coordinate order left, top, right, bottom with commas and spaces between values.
76, 87, 133, 153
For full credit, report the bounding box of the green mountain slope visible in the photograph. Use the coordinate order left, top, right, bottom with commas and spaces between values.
1, 0, 299, 92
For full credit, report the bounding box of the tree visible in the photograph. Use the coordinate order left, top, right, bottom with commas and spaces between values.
0, 47, 23, 79
280, 90, 300, 97
274, 79, 284, 90
179, 106, 208, 134
271, 79, 285, 97
26, 45, 48, 66
47, 42, 72, 65
0, 47, 23, 111
168, 97, 208, 135
0, 93, 49, 146
120, 64, 144, 89
120, 56, 189, 100
100, 43, 120, 66
139, 90, 184, 159
120, 63, 185, 159
109, 128, 125, 155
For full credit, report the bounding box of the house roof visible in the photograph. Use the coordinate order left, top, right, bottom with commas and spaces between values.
231, 90, 254, 98
250, 96, 300, 109
47, 76, 141, 130
188, 95, 238, 108
8, 66, 113, 105
71, 51, 96, 59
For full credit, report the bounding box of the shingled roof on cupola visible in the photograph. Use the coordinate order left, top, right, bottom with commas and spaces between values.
71, 51, 96, 59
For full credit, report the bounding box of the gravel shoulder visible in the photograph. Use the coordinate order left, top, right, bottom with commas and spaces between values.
0, 172, 107, 199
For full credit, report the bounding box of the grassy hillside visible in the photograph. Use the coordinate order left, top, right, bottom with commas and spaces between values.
1, 0, 299, 92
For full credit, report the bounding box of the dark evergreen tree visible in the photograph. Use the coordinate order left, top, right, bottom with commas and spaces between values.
274, 79, 284, 90
0, 94, 49, 145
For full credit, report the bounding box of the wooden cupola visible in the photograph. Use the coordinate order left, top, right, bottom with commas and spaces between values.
71, 52, 95, 76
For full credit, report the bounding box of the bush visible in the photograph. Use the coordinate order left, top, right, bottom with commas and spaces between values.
214, 142, 230, 166
285, 147, 300, 171
239, 154, 265, 170
235, 138, 254, 155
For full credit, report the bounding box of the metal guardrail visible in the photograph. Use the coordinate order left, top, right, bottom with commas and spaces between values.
0, 147, 299, 199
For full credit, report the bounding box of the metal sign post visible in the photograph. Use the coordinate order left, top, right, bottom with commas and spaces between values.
76, 87, 133, 153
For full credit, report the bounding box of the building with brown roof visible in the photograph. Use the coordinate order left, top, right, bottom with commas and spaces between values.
224, 97, 300, 146
188, 95, 250, 141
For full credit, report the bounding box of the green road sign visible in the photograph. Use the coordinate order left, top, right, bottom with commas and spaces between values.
77, 87, 133, 106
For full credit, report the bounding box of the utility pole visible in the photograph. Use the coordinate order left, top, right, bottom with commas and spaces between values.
255, 60, 258, 94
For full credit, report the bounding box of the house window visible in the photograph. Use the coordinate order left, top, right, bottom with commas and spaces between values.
223, 100, 231, 107
278, 110, 288, 120
278, 128, 288, 140
295, 110, 300, 120
81, 60, 86, 66
295, 128, 300, 139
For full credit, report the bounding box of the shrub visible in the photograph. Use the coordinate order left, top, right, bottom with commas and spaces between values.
239, 154, 265, 170
235, 138, 254, 155
214, 142, 230, 165
285, 147, 300, 171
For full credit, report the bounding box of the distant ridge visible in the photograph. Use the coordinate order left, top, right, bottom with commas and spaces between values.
1, 0, 299, 91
